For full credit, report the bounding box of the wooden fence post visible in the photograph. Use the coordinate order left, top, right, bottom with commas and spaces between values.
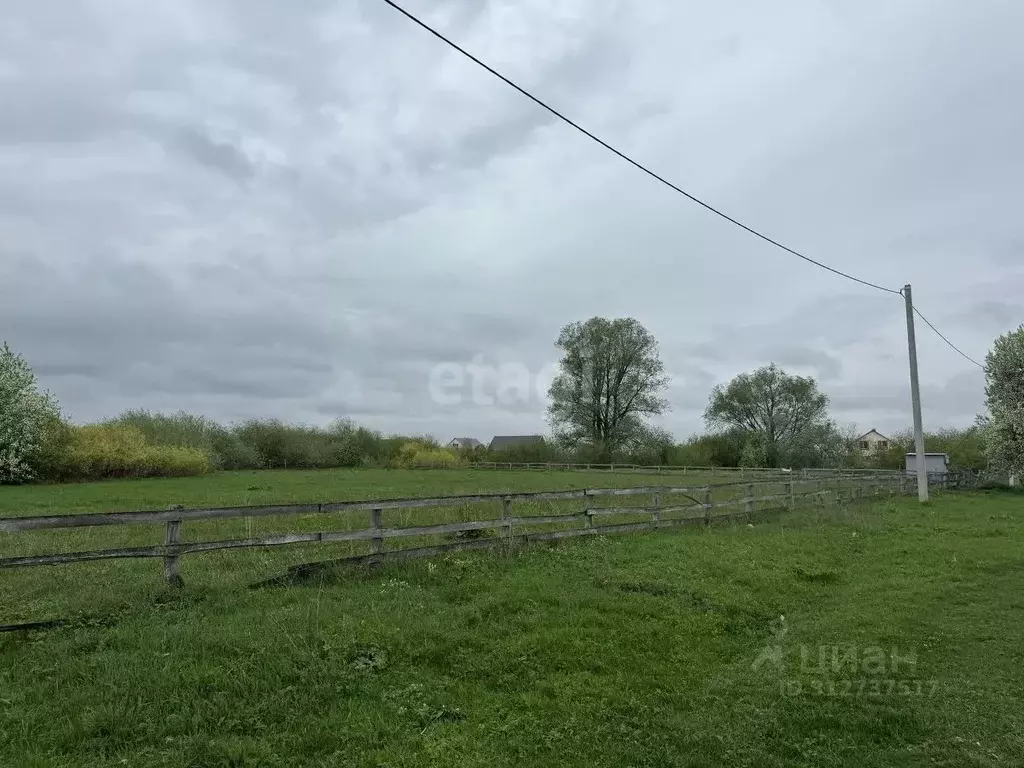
371, 507, 383, 556
164, 505, 184, 588
703, 487, 713, 526
652, 491, 661, 529
746, 483, 755, 522
501, 496, 513, 545
788, 479, 795, 510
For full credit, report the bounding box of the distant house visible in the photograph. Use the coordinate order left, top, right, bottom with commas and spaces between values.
488, 435, 545, 451
905, 452, 949, 476
856, 429, 891, 455
447, 438, 482, 451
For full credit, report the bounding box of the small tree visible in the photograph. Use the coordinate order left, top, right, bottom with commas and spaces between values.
739, 431, 770, 468
547, 317, 670, 460
704, 363, 830, 468
985, 326, 1024, 482
0, 342, 62, 483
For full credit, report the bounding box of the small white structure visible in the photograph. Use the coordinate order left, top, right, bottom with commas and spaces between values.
904, 452, 949, 476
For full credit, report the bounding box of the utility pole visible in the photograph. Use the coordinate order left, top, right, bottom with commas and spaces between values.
903, 283, 928, 501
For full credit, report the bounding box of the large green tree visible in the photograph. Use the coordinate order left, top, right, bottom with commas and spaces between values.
985, 325, 1024, 482
547, 317, 670, 460
0, 342, 62, 483
704, 363, 830, 468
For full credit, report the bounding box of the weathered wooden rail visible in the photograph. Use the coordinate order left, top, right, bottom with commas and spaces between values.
0, 475, 915, 587
469, 461, 903, 477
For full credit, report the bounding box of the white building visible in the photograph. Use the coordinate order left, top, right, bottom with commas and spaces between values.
905, 452, 949, 475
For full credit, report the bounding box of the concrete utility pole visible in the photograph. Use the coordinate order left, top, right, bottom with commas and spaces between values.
903, 283, 929, 502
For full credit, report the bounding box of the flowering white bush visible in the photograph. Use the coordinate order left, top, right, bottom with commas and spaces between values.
0, 342, 61, 483
985, 326, 1024, 481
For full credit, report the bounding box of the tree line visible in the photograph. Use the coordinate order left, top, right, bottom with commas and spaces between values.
2, 318, 1022, 484
543, 317, 1020, 477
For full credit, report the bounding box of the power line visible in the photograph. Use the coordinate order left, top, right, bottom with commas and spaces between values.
902, 290, 985, 369
913, 307, 985, 369
384, 1, 995, 376
381, 0, 902, 296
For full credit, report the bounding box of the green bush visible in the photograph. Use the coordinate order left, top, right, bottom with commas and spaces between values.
208, 430, 262, 470
107, 409, 217, 449
393, 441, 464, 469
232, 419, 317, 469
326, 420, 388, 467
60, 425, 210, 481
98, 412, 444, 473
0, 342, 63, 483
326, 434, 367, 468
29, 414, 77, 482
106, 410, 248, 470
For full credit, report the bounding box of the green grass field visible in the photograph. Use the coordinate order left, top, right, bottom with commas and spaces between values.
1, 471, 1021, 766
0, 466, 760, 516
0, 467, 807, 622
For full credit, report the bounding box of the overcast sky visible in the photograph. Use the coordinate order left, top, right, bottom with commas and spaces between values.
2, 0, 1022, 442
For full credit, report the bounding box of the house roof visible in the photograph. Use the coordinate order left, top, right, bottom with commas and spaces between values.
450, 437, 482, 447
488, 435, 544, 450
856, 428, 890, 441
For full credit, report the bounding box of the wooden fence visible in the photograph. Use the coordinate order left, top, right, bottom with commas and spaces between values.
0, 474, 926, 589
469, 461, 903, 477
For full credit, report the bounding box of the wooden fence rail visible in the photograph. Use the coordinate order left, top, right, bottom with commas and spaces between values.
0, 473, 953, 586
469, 461, 904, 476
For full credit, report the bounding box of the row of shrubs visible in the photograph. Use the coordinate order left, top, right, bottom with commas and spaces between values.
108, 410, 469, 472
20, 410, 473, 483
25, 406, 677, 483
21, 411, 990, 485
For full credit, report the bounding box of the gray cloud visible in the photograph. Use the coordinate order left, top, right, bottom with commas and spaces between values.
951, 301, 1021, 334
2, 0, 1022, 441
173, 127, 255, 182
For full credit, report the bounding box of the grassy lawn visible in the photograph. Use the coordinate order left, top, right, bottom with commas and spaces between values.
0, 467, 806, 622
0, 467, 748, 517
0, 474, 1022, 766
